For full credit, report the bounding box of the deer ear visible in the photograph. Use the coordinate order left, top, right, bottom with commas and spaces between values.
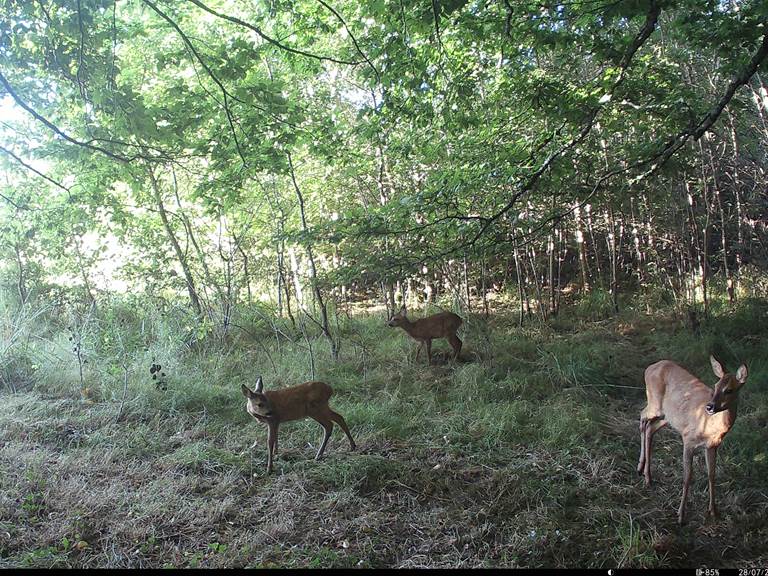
399, 305, 407, 315
736, 364, 748, 385
255, 376, 263, 393
710, 356, 724, 378
241, 383, 253, 398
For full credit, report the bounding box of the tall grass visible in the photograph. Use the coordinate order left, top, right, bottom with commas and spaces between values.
1, 287, 767, 568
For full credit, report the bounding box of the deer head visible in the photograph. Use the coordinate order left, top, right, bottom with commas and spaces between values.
386, 305, 408, 327
241, 376, 276, 419
706, 356, 748, 415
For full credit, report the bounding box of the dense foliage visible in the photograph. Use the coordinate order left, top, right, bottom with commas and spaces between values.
1, 0, 767, 327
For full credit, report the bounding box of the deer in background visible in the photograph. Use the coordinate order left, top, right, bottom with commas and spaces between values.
241, 376, 356, 474
386, 305, 463, 365
637, 356, 749, 524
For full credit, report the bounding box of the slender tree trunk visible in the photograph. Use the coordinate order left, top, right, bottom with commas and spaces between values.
171, 167, 215, 313
72, 234, 96, 305
232, 230, 252, 306
179, 217, 214, 313
728, 112, 744, 297
547, 231, 556, 316
629, 198, 645, 288
277, 224, 296, 328
556, 225, 566, 316
148, 166, 202, 316
526, 241, 547, 322
14, 244, 27, 305
481, 253, 489, 318
684, 179, 700, 307
463, 253, 472, 312
606, 207, 619, 313
707, 141, 734, 305
386, 282, 396, 316
381, 281, 390, 316
697, 142, 712, 318
289, 247, 304, 309
585, 204, 603, 289
287, 152, 337, 360
513, 234, 525, 327
574, 202, 590, 292
216, 216, 235, 336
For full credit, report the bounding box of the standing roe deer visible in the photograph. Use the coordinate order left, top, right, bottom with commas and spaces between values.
637, 356, 748, 524
241, 376, 356, 474
386, 305, 463, 364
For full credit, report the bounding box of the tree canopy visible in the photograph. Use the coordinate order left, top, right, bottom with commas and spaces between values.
2, 0, 767, 323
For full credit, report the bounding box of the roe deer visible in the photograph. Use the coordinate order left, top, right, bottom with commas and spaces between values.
637, 356, 748, 524
386, 305, 463, 364
241, 376, 356, 474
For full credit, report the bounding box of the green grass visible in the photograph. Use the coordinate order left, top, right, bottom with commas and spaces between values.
1, 294, 767, 568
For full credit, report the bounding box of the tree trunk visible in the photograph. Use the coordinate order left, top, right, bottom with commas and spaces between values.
72, 234, 96, 306
14, 244, 27, 305
147, 166, 202, 316
574, 202, 590, 292
727, 112, 743, 297
585, 204, 603, 289
527, 240, 547, 322
481, 253, 489, 318
697, 141, 714, 318
459, 253, 469, 312
707, 140, 734, 305
287, 152, 337, 360
606, 207, 619, 313
232, 230, 252, 306
513, 233, 525, 327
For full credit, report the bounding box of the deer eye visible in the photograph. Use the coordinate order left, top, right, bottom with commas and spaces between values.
723, 389, 733, 395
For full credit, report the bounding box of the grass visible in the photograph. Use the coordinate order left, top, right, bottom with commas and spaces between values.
1, 294, 767, 568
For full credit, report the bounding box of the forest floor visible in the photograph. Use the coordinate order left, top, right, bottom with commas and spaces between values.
1, 298, 767, 568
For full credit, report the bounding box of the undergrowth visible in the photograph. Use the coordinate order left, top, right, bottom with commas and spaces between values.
1, 292, 766, 568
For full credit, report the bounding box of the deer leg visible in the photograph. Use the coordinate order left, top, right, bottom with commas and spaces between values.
705, 446, 718, 519
425, 339, 433, 365
642, 420, 652, 485
637, 417, 648, 476
329, 410, 356, 451
266, 423, 278, 474
643, 418, 667, 487
415, 341, 423, 361
314, 418, 334, 460
678, 443, 695, 525
447, 333, 462, 360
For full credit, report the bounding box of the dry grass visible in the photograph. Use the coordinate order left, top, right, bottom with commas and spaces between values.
1, 305, 767, 568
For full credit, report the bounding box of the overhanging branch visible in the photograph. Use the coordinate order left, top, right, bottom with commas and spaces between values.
141, 0, 248, 167
0, 144, 73, 195
637, 30, 768, 180
315, 0, 380, 81
372, 1, 662, 265
185, 0, 363, 66
0, 68, 133, 163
